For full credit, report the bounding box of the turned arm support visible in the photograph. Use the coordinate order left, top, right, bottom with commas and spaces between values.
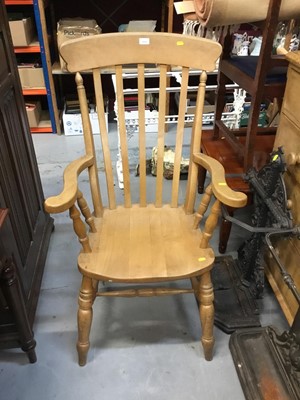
193, 153, 247, 208
44, 155, 94, 214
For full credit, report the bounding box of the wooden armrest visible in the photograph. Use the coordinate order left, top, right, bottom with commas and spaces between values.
44, 155, 94, 213
193, 153, 247, 208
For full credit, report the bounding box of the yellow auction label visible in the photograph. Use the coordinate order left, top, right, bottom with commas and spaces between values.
176, 41, 184, 46
198, 257, 206, 262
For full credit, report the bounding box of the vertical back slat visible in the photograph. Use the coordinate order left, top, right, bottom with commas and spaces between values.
93, 69, 116, 210
115, 65, 131, 208
75, 72, 103, 217
137, 64, 146, 207
171, 67, 189, 207
155, 64, 168, 208
185, 71, 207, 214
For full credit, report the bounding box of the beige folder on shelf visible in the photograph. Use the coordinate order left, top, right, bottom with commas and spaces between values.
175, 0, 300, 27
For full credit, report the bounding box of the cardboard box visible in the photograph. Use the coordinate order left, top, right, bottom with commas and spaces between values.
9, 17, 34, 46
57, 18, 102, 71
18, 66, 45, 88
185, 104, 215, 127
25, 101, 41, 127
126, 20, 156, 32
62, 107, 108, 136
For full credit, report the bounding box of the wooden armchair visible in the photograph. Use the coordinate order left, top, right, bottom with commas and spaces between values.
45, 32, 247, 366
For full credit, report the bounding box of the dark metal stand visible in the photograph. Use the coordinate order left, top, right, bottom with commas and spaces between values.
212, 256, 260, 334
213, 148, 293, 333
237, 148, 292, 298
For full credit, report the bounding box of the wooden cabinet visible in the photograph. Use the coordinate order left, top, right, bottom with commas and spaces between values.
274, 52, 300, 156
266, 51, 300, 325
0, 1, 53, 360
0, 210, 37, 363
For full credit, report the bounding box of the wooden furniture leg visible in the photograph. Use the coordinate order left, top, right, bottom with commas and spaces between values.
199, 271, 214, 361
0, 257, 37, 363
77, 276, 94, 366
219, 206, 234, 254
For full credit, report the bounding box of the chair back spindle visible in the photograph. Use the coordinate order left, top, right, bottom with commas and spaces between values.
93, 69, 116, 210
115, 65, 132, 208
75, 73, 103, 217
185, 71, 207, 214
171, 66, 189, 208
155, 64, 168, 208
137, 64, 147, 207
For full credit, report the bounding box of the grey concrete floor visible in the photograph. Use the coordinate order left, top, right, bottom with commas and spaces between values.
0, 126, 289, 400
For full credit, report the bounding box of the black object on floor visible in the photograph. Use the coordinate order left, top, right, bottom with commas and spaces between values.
230, 326, 300, 400
229, 227, 300, 400
212, 256, 261, 334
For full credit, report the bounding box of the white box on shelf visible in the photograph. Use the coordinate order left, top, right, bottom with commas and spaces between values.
124, 109, 158, 133
62, 108, 108, 136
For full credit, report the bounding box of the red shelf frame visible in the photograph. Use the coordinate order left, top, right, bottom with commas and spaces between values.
5, 1, 33, 5
14, 45, 40, 53
30, 127, 52, 133
22, 88, 47, 95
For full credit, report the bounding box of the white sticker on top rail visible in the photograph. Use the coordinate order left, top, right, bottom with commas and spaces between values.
139, 37, 150, 45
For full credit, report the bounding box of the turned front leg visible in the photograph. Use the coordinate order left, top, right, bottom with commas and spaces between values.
77, 276, 94, 366
198, 271, 214, 361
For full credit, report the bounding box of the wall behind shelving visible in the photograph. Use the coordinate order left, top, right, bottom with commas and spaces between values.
51, 0, 183, 117
52, 0, 182, 34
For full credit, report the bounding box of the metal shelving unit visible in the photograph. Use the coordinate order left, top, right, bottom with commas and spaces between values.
5, 0, 60, 133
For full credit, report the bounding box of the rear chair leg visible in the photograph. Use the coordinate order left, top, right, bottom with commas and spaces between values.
77, 276, 95, 366
198, 271, 215, 361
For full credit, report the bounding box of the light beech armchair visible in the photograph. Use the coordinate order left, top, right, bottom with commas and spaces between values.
45, 32, 247, 366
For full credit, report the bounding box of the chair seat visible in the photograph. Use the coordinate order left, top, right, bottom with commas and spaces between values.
201, 131, 275, 174
78, 204, 215, 282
